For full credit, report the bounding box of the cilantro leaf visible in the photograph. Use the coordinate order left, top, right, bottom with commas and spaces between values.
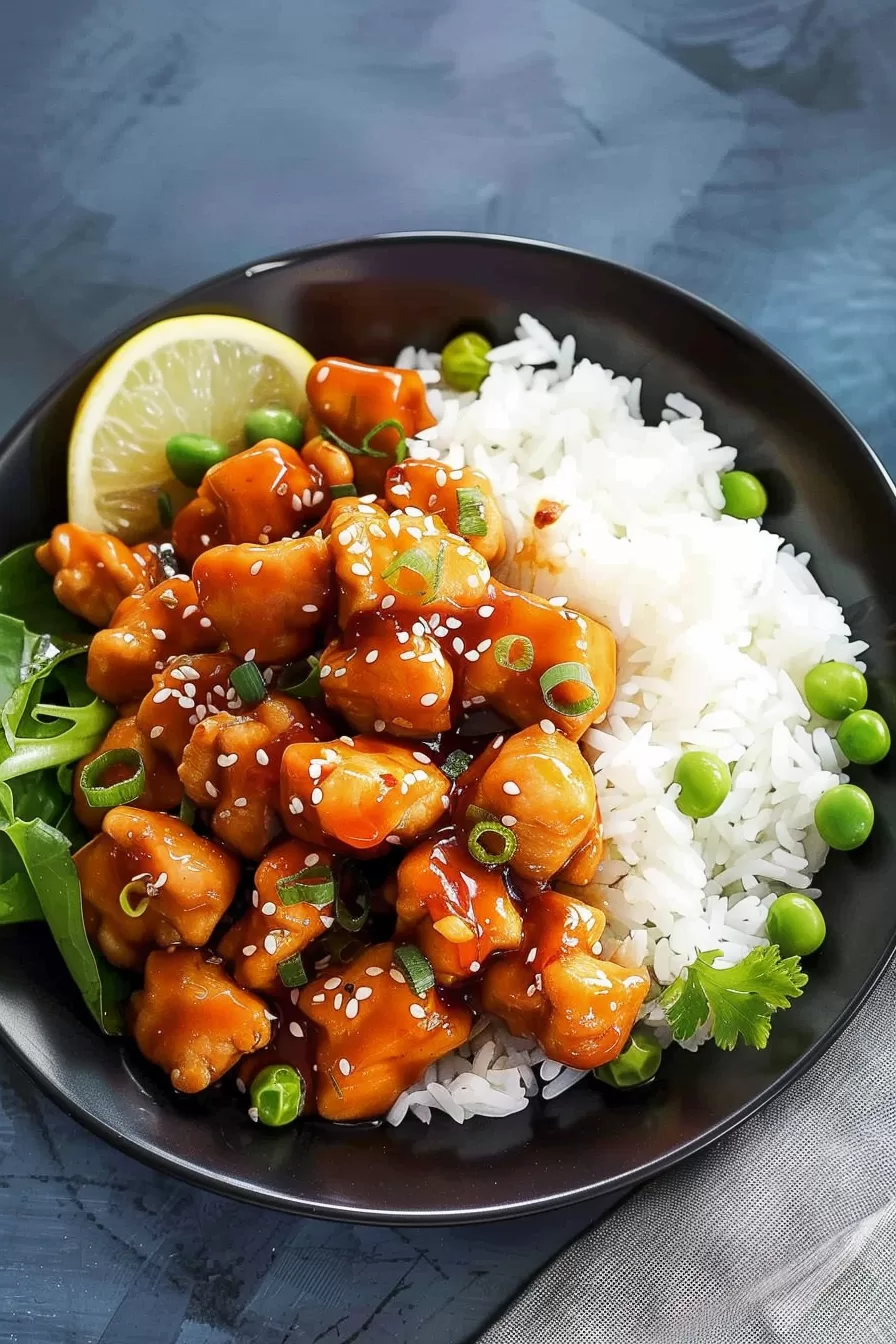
660, 946, 808, 1050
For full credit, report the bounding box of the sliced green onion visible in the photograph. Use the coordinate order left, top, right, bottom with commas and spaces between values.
362, 418, 409, 463
382, 543, 445, 605
276, 863, 335, 907
80, 748, 145, 808
539, 661, 599, 717
393, 944, 435, 996
157, 490, 173, 529
468, 818, 517, 868
279, 654, 320, 699
493, 634, 534, 673
442, 749, 473, 780
335, 886, 370, 933
456, 487, 488, 537
229, 661, 267, 706
119, 880, 150, 919
156, 540, 179, 579
320, 424, 387, 459
278, 953, 309, 988
329, 483, 358, 499
179, 796, 196, 826
325, 927, 366, 964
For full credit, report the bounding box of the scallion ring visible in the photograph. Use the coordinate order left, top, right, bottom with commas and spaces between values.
539, 661, 599, 717
179, 796, 196, 826
441, 749, 473, 780
361, 418, 410, 463
335, 886, 370, 933
279, 654, 321, 699
276, 863, 335, 907
382, 542, 445, 604
80, 748, 145, 808
229, 660, 267, 706
119, 880, 150, 919
468, 818, 517, 868
320, 423, 387, 459
493, 634, 534, 673
329, 483, 358, 499
455, 486, 488, 537
278, 953, 309, 989
393, 944, 435, 995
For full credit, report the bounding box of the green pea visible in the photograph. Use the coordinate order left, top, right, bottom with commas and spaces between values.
766, 891, 826, 957
720, 470, 768, 519
673, 750, 731, 819
244, 404, 303, 448
594, 1026, 662, 1088
440, 331, 492, 392
165, 433, 230, 488
249, 1063, 305, 1127
803, 661, 867, 720
814, 783, 874, 851
837, 709, 891, 765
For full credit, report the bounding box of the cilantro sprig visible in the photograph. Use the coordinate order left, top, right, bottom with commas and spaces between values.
660, 946, 808, 1050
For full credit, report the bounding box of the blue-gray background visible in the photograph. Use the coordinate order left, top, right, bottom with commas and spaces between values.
1, 1, 893, 1340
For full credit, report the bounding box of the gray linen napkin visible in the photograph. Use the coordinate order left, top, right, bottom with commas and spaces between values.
481, 959, 896, 1343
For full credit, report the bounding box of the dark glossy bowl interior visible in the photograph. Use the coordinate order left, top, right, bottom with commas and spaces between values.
1, 233, 895, 1223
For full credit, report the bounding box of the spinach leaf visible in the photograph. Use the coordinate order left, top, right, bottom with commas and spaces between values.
0, 872, 43, 923
0, 643, 114, 785
5, 817, 128, 1033
0, 542, 91, 639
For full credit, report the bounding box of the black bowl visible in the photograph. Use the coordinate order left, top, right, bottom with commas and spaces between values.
2, 233, 895, 1224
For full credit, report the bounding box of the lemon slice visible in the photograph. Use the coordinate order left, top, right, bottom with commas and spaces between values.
68, 314, 316, 542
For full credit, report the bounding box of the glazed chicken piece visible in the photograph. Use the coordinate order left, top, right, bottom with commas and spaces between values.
135, 653, 241, 765
192, 535, 331, 663
301, 435, 355, 492
305, 357, 437, 494
329, 504, 489, 626
36, 523, 149, 627
482, 890, 649, 1069
461, 725, 602, 884
280, 735, 449, 854
459, 582, 616, 740
218, 838, 336, 992
73, 715, 182, 831
394, 834, 523, 984
179, 694, 326, 858
384, 460, 506, 565
171, 438, 329, 566
299, 942, 472, 1120
319, 615, 453, 737
130, 948, 272, 1093
74, 805, 240, 971
86, 576, 220, 704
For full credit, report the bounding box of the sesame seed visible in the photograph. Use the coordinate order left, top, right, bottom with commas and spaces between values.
263, 934, 277, 955
449, 470, 464, 481
492, 735, 504, 749
412, 751, 431, 764
526, 984, 537, 997
334, 993, 343, 1010
351, 562, 370, 577
256, 748, 269, 766
152, 687, 172, 704
385, 834, 401, 845
199, 617, 212, 628
446, 617, 462, 629
324, 977, 341, 990
374, 719, 386, 733
264, 1009, 277, 1021
181, 666, 200, 681
420, 692, 439, 706
478, 605, 494, 618
409, 1004, 426, 1019
345, 999, 359, 1019
502, 781, 520, 795
242, 945, 257, 956
400, 651, 416, 661
470, 961, 481, 973
250, 560, 263, 576
441, 794, 449, 807
244, 648, 256, 662
290, 989, 300, 1005
526, 947, 537, 964
381, 594, 395, 609
366, 967, 384, 976
217, 753, 238, 768
591, 941, 602, 956
302, 603, 319, 614
236, 1077, 246, 1094
365, 650, 379, 664
397, 631, 410, 644
200, 534, 210, 546
501, 815, 517, 827
477, 639, 492, 652
452, 637, 465, 655
436, 468, 447, 486
338, 736, 354, 746
289, 1021, 304, 1037
205, 781, 219, 799
306, 853, 320, 866
261, 901, 276, 916
289, 796, 303, 814
233, 796, 247, 808
549, 595, 569, 607
355, 986, 373, 1000
338, 1058, 351, 1076
320, 914, 335, 928
291, 494, 303, 511
464, 650, 480, 663
248, 1106, 259, 1122
182, 605, 198, 618
540, 719, 557, 734
312, 993, 325, 1003
150, 725, 163, 739
302, 488, 313, 507
333, 667, 346, 678
319, 665, 331, 678
311, 787, 323, 805
308, 761, 322, 780
389, 969, 406, 983
435, 625, 448, 637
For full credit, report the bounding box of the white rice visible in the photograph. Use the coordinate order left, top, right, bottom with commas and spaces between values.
387, 315, 860, 1126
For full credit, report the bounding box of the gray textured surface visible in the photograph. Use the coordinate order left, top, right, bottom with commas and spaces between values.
0, 1, 894, 1340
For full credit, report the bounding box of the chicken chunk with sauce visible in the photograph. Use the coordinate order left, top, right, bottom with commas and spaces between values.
193, 534, 331, 663
482, 890, 650, 1069
218, 838, 336, 992
384, 459, 505, 565
75, 806, 240, 970
36, 523, 150, 627
299, 942, 472, 1120
135, 653, 241, 764
130, 948, 271, 1093
319, 616, 453, 737
280, 736, 449, 854
394, 833, 522, 984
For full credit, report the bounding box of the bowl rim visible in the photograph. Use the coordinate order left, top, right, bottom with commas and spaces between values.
2, 228, 895, 1224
